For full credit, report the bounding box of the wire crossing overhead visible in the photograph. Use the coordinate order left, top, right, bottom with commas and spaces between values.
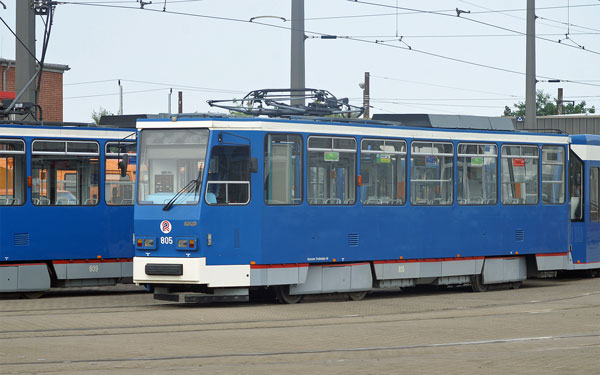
207, 89, 364, 118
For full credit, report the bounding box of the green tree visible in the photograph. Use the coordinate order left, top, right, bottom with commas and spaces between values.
503, 90, 595, 117
91, 107, 113, 125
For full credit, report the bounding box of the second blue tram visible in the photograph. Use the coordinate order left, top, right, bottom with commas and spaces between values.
132, 115, 595, 303
0, 123, 136, 297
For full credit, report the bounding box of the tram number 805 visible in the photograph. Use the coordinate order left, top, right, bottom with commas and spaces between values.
160, 237, 173, 245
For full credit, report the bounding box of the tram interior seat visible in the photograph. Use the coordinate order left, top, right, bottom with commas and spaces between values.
324, 198, 341, 204
39, 197, 51, 205
0, 198, 15, 205
84, 198, 98, 205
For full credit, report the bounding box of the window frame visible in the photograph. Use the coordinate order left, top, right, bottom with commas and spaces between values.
500, 144, 539, 205
0, 138, 26, 206
360, 137, 407, 206
410, 140, 454, 206
264, 133, 304, 206
205, 144, 252, 206
31, 139, 101, 206
541, 145, 566, 205
569, 150, 584, 222
32, 140, 100, 156
456, 142, 498, 206
307, 135, 357, 206
590, 167, 599, 222
105, 141, 137, 206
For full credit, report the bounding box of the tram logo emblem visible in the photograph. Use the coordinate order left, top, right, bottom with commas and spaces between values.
160, 220, 172, 234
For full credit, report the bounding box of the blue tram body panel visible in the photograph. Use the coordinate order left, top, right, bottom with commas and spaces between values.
0, 124, 136, 294
132, 116, 582, 301
570, 135, 600, 266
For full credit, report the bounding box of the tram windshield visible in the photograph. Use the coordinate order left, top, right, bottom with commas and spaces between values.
137, 128, 209, 205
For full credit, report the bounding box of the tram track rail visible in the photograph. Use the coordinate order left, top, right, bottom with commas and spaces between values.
2, 332, 599, 368
2, 291, 599, 341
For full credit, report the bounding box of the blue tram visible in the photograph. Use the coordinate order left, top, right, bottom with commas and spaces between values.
569, 135, 600, 275
132, 113, 599, 303
0, 123, 136, 297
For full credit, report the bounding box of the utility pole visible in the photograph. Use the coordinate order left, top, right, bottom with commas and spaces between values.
290, 0, 305, 107
178, 91, 183, 113
557, 87, 563, 115
168, 88, 172, 114
15, 1, 36, 105
118, 80, 123, 115
525, 0, 536, 129
362, 72, 370, 119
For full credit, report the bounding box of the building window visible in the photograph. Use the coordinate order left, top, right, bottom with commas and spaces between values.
360, 138, 406, 205
307, 136, 356, 205
501, 145, 538, 205
410, 141, 453, 205
457, 143, 497, 205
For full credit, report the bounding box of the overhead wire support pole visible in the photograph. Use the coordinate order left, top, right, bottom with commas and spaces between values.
290, 0, 305, 107
525, 0, 536, 129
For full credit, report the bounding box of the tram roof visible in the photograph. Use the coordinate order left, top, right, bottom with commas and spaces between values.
0, 122, 136, 140
137, 116, 570, 145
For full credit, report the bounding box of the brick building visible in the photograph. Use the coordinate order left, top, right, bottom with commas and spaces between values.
0, 58, 69, 122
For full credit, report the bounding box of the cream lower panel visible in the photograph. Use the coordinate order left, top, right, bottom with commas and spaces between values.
133, 257, 250, 287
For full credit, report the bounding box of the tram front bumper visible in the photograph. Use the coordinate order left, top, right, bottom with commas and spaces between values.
133, 257, 250, 287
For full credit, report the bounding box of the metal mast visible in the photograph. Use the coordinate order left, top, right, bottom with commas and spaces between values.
525, 0, 536, 128
290, 0, 305, 106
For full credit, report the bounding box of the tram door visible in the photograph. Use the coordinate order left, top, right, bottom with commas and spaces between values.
587, 163, 600, 263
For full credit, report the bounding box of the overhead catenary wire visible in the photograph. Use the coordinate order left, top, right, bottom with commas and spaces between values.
59, 0, 600, 87
54, 0, 600, 111
350, 0, 600, 57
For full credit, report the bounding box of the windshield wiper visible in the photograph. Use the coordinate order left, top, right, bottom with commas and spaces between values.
162, 178, 200, 211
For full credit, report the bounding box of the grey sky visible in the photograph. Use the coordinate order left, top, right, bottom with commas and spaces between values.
1, 0, 599, 122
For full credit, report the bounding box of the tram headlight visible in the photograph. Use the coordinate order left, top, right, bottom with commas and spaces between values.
136, 237, 157, 250
175, 237, 198, 251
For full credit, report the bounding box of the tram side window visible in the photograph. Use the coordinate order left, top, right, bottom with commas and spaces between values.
105, 142, 137, 205
264, 134, 303, 205
206, 145, 250, 205
360, 138, 406, 205
569, 151, 584, 220
307, 136, 356, 205
0, 140, 26, 206
410, 141, 453, 205
541, 145, 565, 204
501, 145, 538, 205
457, 143, 497, 205
591, 168, 599, 222
31, 140, 100, 206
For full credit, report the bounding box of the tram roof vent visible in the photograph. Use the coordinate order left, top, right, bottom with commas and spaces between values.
371, 114, 515, 131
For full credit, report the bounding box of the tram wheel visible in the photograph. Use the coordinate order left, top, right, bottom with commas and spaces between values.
470, 275, 488, 293
348, 291, 368, 301
22, 291, 45, 299
509, 281, 522, 289
274, 285, 303, 304
587, 269, 599, 278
